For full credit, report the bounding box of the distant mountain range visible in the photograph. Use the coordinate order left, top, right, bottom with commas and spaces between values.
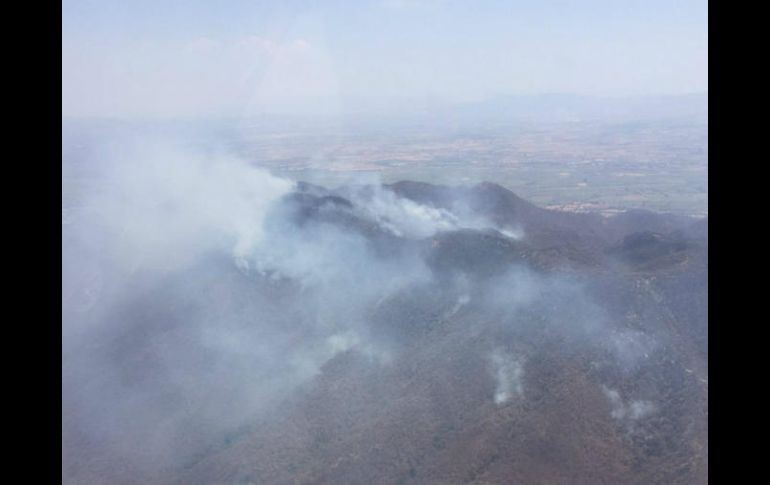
452, 93, 708, 124
63, 93, 708, 131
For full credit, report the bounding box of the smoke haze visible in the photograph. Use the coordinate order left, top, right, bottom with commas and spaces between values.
62, 126, 707, 483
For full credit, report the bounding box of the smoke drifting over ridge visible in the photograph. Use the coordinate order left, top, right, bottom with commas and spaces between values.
62, 134, 702, 483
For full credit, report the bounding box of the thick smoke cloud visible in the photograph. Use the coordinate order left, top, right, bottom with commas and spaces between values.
63, 133, 658, 480
64, 136, 441, 475
87, 139, 294, 268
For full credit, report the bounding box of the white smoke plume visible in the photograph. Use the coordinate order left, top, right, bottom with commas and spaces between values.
87, 138, 294, 270
601, 386, 657, 422
340, 182, 523, 240
62, 133, 446, 473
489, 348, 525, 405
347, 183, 460, 238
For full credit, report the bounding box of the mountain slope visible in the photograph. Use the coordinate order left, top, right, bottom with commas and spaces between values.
63, 180, 708, 485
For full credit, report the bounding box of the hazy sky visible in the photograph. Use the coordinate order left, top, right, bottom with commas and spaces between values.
62, 0, 708, 119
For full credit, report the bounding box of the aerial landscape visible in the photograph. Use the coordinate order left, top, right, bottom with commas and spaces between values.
63, 1, 707, 484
